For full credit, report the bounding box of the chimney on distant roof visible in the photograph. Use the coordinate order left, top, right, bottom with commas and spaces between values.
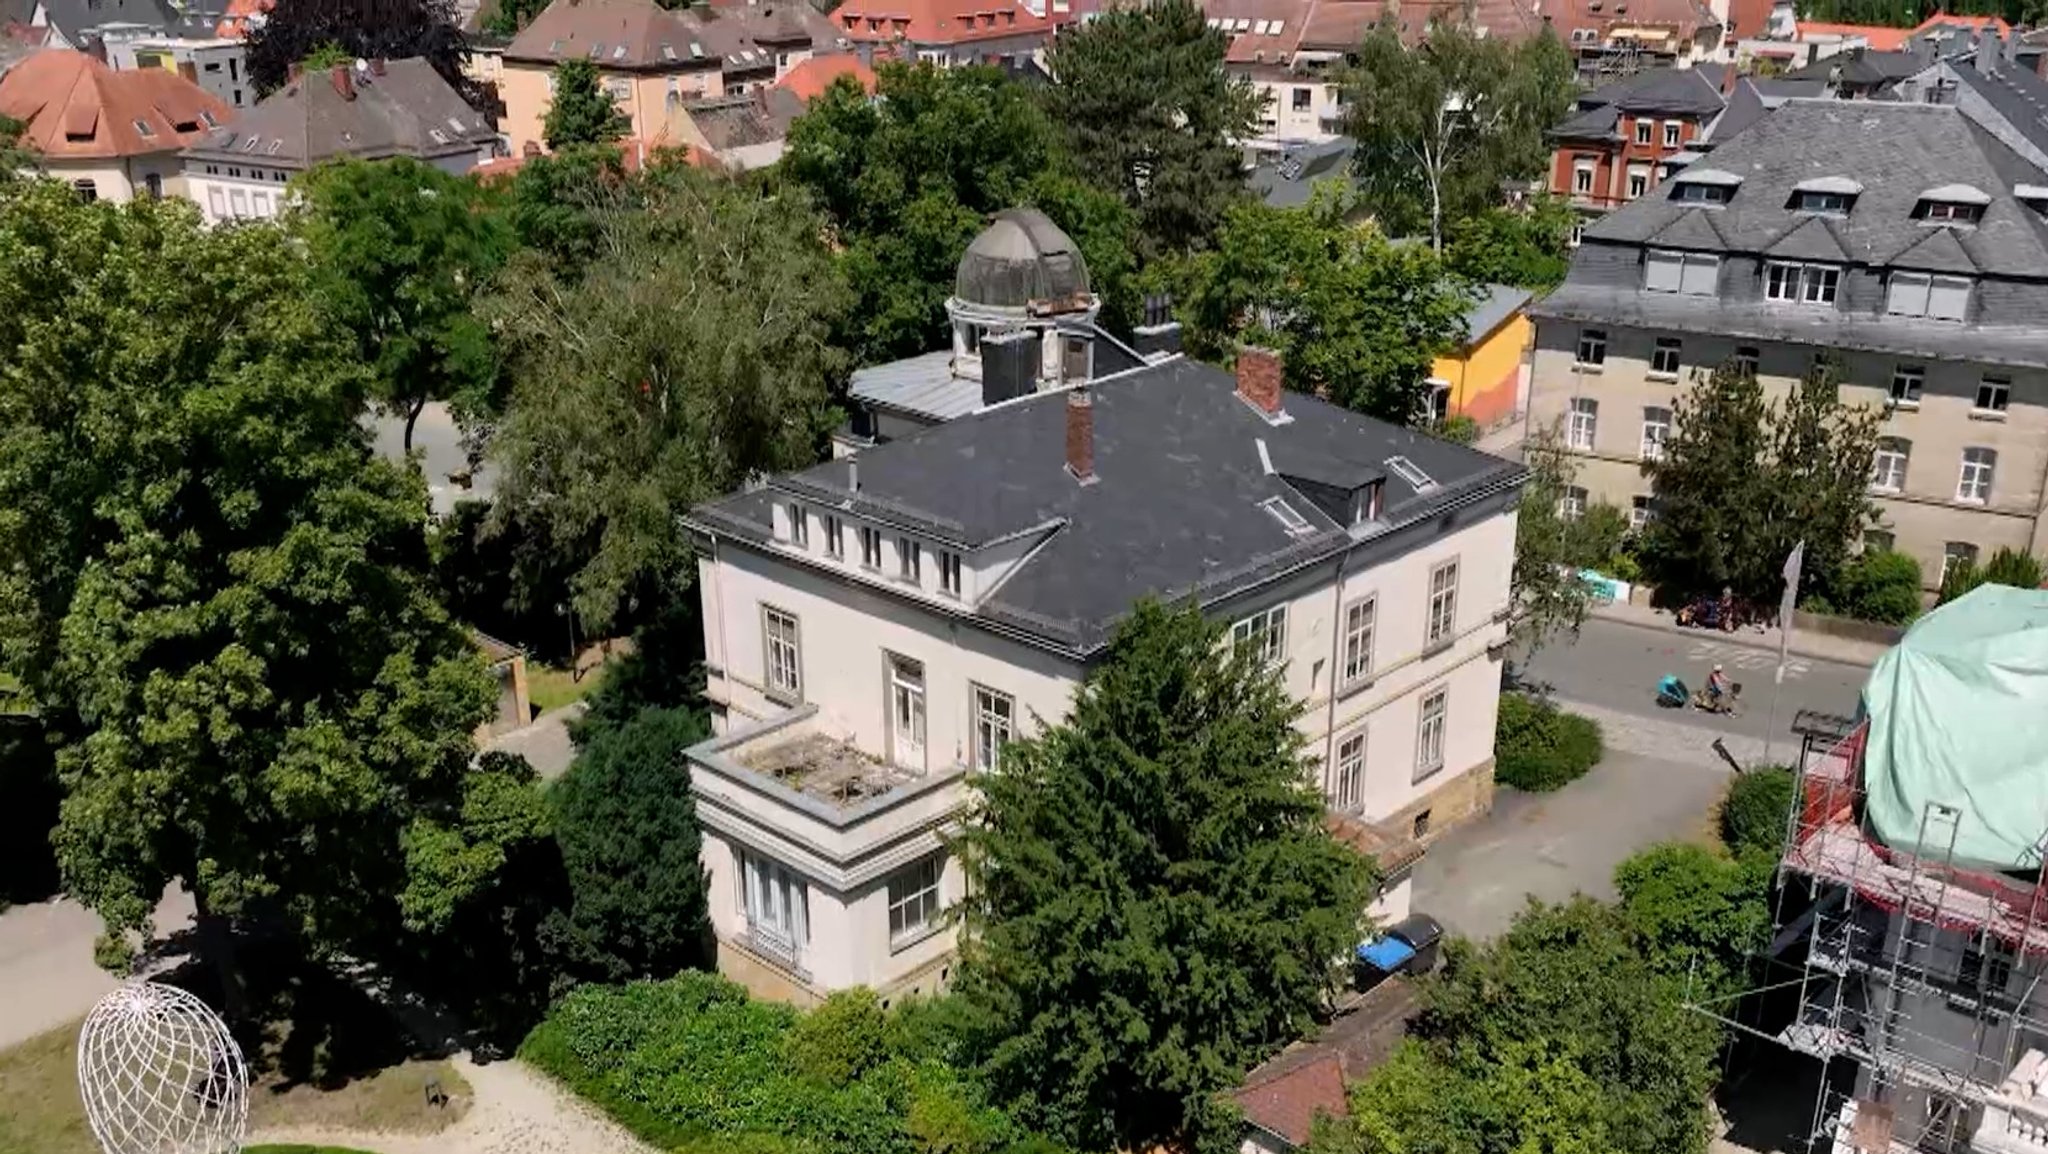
1978, 24, 2000, 74
1236, 345, 1284, 419
370, 57, 386, 75
1065, 387, 1096, 485
330, 63, 355, 99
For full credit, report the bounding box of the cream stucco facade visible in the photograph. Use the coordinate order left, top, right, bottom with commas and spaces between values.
497, 52, 809, 155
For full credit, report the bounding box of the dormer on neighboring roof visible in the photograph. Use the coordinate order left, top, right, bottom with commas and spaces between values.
2019, 183, 2048, 219
1915, 182, 1991, 225
1668, 166, 1741, 205
1790, 175, 1862, 215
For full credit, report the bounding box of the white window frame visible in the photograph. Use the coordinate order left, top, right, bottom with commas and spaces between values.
1633, 119, 1652, 146
1889, 365, 1924, 407
1975, 377, 2010, 414
1626, 165, 1650, 199
859, 525, 883, 568
1341, 596, 1375, 686
1765, 262, 1840, 305
1662, 119, 1681, 148
1414, 686, 1448, 783
1641, 406, 1671, 461
1573, 161, 1594, 195
1943, 542, 1979, 582
786, 502, 808, 548
1425, 559, 1459, 649
1561, 485, 1588, 519
1650, 337, 1682, 377
1871, 438, 1910, 493
939, 550, 962, 597
886, 854, 943, 947
1646, 250, 1721, 297
824, 515, 845, 559
1630, 495, 1654, 530
1331, 730, 1365, 813
1887, 271, 1930, 316
1575, 328, 1606, 367
762, 605, 802, 702
1567, 397, 1597, 451
1231, 605, 1288, 667
1957, 447, 1996, 504
971, 684, 1015, 773
740, 851, 808, 963
898, 536, 922, 583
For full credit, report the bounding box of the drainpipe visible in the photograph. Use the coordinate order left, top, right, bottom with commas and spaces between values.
1320, 548, 1352, 804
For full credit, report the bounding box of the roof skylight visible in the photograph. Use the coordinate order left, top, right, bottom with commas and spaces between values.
1261, 497, 1314, 536
1385, 455, 1436, 492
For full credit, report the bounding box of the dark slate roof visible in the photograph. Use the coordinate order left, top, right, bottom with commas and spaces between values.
1248, 136, 1357, 209
180, 57, 496, 169
1766, 214, 1851, 261
1583, 100, 2048, 277
1889, 226, 1981, 272
690, 357, 1525, 655
1948, 56, 2048, 161
1588, 65, 1728, 116
1551, 102, 1621, 140
33, 0, 174, 37
1787, 48, 1928, 87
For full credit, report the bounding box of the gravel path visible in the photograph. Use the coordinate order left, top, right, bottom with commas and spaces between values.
246, 1054, 657, 1154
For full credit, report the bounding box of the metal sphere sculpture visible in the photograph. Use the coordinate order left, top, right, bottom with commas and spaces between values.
77, 981, 248, 1154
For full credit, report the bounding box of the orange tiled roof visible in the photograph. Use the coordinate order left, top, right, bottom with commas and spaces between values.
1234, 1054, 1349, 1147
0, 49, 231, 159
1794, 20, 1911, 50
830, 0, 1068, 47
214, 0, 273, 38
774, 52, 876, 100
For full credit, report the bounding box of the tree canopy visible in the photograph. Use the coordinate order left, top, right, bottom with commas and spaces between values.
0, 182, 534, 985
1039, 0, 1262, 258
485, 161, 849, 631
544, 59, 630, 151
1444, 197, 1576, 291
1508, 424, 1610, 654
290, 157, 512, 451
1339, 19, 1575, 250
245, 0, 477, 105
1181, 191, 1474, 423
953, 599, 1377, 1154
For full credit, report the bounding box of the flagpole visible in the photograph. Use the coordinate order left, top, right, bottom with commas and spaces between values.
1764, 540, 1805, 768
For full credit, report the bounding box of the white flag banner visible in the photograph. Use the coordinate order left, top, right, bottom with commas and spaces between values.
1777, 540, 1805, 684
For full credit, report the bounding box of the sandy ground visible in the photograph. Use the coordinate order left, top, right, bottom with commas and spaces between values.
0, 889, 193, 1051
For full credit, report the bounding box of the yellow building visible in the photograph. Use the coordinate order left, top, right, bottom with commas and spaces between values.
1429, 284, 1533, 430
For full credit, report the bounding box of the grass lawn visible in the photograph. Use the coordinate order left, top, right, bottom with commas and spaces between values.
526, 661, 608, 715
0, 1022, 467, 1154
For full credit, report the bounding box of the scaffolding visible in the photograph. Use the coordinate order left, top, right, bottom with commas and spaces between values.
1691, 714, 2048, 1154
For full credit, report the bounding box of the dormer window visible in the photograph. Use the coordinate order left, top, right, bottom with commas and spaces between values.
1675, 182, 1729, 204
1915, 183, 1990, 225
1798, 191, 1849, 214
1791, 176, 1861, 216
1352, 480, 1384, 525
1765, 262, 1839, 305
2018, 183, 2048, 220
1922, 201, 1982, 224
1261, 497, 1314, 537
1886, 272, 1971, 321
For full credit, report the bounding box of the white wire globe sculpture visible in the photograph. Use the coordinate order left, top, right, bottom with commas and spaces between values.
77, 981, 248, 1154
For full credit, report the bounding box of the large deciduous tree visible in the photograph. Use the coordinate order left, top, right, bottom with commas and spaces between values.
0, 182, 533, 994
544, 59, 630, 151
1340, 18, 1575, 250
1181, 191, 1475, 423
485, 161, 849, 631
1444, 196, 1577, 291
953, 599, 1377, 1154
290, 157, 512, 451
245, 0, 477, 106
1508, 423, 1598, 655
1039, 0, 1262, 258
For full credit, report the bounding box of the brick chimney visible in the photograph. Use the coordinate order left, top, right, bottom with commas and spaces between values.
370, 57, 386, 76
1065, 387, 1096, 485
331, 64, 354, 100
1236, 345, 1284, 418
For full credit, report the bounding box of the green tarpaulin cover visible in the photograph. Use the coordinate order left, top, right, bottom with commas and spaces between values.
1862, 584, 2048, 871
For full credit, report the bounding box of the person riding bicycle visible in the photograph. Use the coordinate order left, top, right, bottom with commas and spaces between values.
1706, 664, 1731, 706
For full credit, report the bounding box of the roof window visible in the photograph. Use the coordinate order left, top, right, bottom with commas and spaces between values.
661, 42, 676, 60
199, 109, 218, 128
132, 117, 156, 138
1262, 497, 1315, 536
612, 44, 627, 59
1385, 455, 1436, 492
1915, 183, 1990, 225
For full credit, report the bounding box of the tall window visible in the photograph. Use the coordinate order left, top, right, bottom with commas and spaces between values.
1426, 560, 1459, 648
1943, 542, 1979, 582
1415, 687, 1448, 782
1626, 165, 1649, 199
1651, 338, 1682, 377
763, 606, 802, 701
1332, 731, 1365, 812
824, 515, 845, 559
1662, 120, 1681, 148
1561, 485, 1588, 519
1976, 377, 2011, 414
859, 526, 882, 568
786, 503, 808, 548
899, 537, 922, 583
740, 851, 808, 963
1633, 119, 1652, 145
1630, 495, 1654, 530
1573, 162, 1594, 195
1342, 597, 1376, 685
887, 855, 943, 945
1889, 365, 1924, 406
1291, 86, 1312, 111
1575, 329, 1606, 367
72, 179, 98, 202
1887, 272, 1971, 320
1644, 251, 1718, 296
972, 685, 1015, 773
1231, 606, 1287, 666
1870, 438, 1910, 493
1567, 397, 1598, 451
1641, 407, 1671, 461
1957, 447, 1996, 504
939, 551, 962, 597
143, 172, 163, 199
1765, 262, 1839, 304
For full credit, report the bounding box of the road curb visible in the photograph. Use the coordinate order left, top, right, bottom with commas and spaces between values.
1585, 605, 1886, 668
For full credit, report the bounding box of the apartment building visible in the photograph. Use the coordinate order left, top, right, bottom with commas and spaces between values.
1544, 0, 1722, 79
1550, 66, 1733, 224
1529, 98, 2048, 589
827, 0, 1072, 69
0, 47, 230, 200
684, 323, 1526, 1004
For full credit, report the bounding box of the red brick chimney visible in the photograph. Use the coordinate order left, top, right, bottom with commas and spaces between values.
330, 64, 354, 100
370, 57, 386, 76
1236, 345, 1284, 418
1065, 387, 1096, 485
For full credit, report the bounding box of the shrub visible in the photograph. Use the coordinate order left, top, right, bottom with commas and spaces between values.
1494, 693, 1603, 792
1829, 549, 1922, 625
1931, 546, 2037, 607
1434, 413, 1480, 444
1719, 767, 1795, 860
786, 988, 890, 1088
1614, 842, 1772, 997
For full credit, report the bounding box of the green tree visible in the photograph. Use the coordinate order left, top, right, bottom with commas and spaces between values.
1719, 767, 1795, 860
0, 183, 531, 997
1443, 197, 1576, 290
503, 143, 631, 277
953, 600, 1377, 1154
1340, 19, 1575, 250
290, 156, 512, 451
551, 706, 711, 982
246, 0, 477, 104
1508, 424, 1596, 653
1823, 548, 1922, 624
1941, 546, 2043, 604
1764, 356, 1883, 607
1613, 842, 1772, 995
1182, 192, 1474, 423
1039, 0, 1261, 258
0, 114, 31, 175
544, 58, 629, 151
486, 161, 848, 630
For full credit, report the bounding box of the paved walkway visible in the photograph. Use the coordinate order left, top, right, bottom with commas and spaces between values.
1588, 599, 1894, 667
246, 1054, 658, 1154
484, 703, 586, 781
0, 889, 193, 1051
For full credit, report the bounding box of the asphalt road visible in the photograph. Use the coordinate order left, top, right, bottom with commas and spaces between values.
1516, 617, 1873, 751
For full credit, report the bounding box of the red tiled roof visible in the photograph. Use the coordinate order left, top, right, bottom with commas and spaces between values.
1794, 20, 1911, 50
214, 0, 272, 39
3, 20, 54, 47
1914, 12, 2009, 36
473, 137, 702, 180
1234, 1053, 1349, 1147
0, 49, 231, 159
774, 52, 875, 100
830, 0, 1068, 47
1543, 0, 1720, 46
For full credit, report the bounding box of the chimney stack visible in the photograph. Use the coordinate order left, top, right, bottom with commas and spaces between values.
1131, 293, 1183, 361
1065, 387, 1096, 485
330, 64, 355, 99
1978, 26, 2001, 75
1236, 345, 1284, 418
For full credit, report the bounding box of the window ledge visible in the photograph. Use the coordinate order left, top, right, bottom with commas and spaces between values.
1955, 497, 1989, 507
1573, 363, 1605, 374
889, 922, 947, 956
1411, 764, 1445, 786
1337, 674, 1376, 701
1889, 400, 1920, 412
1969, 409, 2008, 423
1420, 637, 1455, 660
763, 687, 802, 708
1645, 371, 1679, 383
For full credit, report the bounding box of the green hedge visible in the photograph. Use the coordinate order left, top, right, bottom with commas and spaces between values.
1495, 693, 1603, 792
519, 971, 1058, 1154
1719, 767, 1795, 860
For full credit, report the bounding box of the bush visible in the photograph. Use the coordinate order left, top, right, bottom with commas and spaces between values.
1719, 767, 1795, 860
1494, 693, 1603, 792
1945, 546, 2048, 606
1614, 843, 1772, 997
1829, 549, 1922, 625
519, 973, 1055, 1154
1433, 413, 1480, 444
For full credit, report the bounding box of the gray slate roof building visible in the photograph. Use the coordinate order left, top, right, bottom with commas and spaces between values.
1535, 99, 2048, 369
1553, 66, 1728, 142
699, 357, 1525, 655
180, 57, 497, 170
1248, 136, 1356, 209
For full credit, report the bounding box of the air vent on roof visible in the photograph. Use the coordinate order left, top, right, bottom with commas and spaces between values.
133, 118, 156, 138
1385, 455, 1436, 492
612, 44, 627, 59
1261, 497, 1315, 536
662, 42, 677, 59
690, 40, 704, 57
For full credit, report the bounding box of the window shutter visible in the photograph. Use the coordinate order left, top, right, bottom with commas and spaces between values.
1679, 255, 1719, 296
1927, 276, 1971, 321
1644, 250, 1683, 293
1887, 273, 1931, 316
